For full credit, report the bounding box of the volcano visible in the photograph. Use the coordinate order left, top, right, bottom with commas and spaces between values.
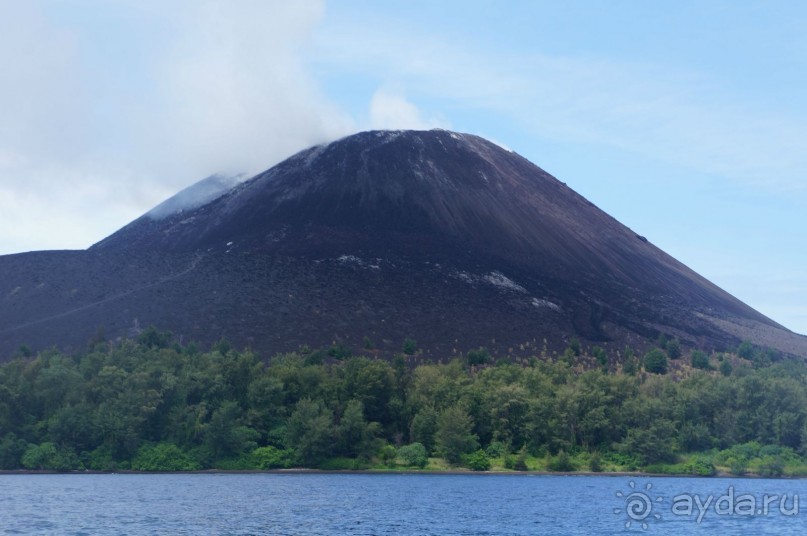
2, 129, 805, 360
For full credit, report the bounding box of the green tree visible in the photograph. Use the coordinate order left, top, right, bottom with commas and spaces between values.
467, 347, 491, 366
0, 433, 28, 469
402, 338, 418, 356
643, 348, 668, 374
691, 351, 710, 370
137, 326, 173, 349
617, 419, 677, 465
339, 358, 394, 425
285, 399, 333, 466
47, 404, 96, 452
204, 401, 259, 461
622, 347, 638, 375
484, 382, 530, 448
336, 399, 379, 459
246, 375, 286, 438
435, 405, 479, 464
666, 338, 681, 360
327, 343, 352, 360
592, 346, 608, 369
14, 344, 33, 358
737, 341, 755, 360
21, 442, 83, 471
410, 406, 438, 454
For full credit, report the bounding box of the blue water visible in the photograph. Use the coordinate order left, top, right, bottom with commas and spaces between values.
1, 473, 806, 535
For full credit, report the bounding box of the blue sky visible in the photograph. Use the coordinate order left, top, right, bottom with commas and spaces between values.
0, 0, 805, 334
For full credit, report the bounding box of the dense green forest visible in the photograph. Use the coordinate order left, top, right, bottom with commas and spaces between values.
1, 328, 806, 476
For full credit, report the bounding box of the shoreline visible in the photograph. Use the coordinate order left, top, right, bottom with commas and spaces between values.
0, 468, 794, 478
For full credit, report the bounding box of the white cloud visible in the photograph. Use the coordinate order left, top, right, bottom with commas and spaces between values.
150, 0, 354, 179
0, 0, 354, 254
313, 24, 807, 193
0, 3, 86, 163
368, 89, 446, 130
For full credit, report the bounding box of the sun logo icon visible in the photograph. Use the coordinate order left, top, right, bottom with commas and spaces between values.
614, 481, 663, 530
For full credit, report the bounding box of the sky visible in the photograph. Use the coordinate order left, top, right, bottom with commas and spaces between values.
0, 0, 805, 334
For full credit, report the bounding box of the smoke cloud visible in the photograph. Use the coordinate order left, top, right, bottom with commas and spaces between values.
0, 0, 353, 254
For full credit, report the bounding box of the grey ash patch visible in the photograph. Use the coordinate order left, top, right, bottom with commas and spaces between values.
337, 255, 381, 270
484, 271, 527, 293
453, 270, 527, 294
531, 297, 561, 312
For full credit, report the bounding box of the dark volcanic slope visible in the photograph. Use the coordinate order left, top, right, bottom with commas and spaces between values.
2, 130, 806, 359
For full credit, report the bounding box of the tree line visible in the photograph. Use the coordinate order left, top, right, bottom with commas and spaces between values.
0, 327, 805, 474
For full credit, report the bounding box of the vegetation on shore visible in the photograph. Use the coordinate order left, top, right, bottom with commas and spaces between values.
2, 329, 806, 477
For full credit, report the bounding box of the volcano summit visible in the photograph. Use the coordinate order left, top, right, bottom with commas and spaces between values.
2, 129, 805, 359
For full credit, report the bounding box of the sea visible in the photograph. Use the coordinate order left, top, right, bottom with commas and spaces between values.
0, 473, 805, 535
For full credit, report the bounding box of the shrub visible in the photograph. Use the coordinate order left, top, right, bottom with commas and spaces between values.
758, 456, 784, 477
464, 449, 491, 471
378, 444, 397, 466
15, 344, 33, 358
22, 442, 83, 471
737, 341, 755, 360
303, 349, 326, 366
691, 350, 710, 370
402, 338, 418, 355
643, 348, 668, 374
252, 446, 294, 469
317, 457, 362, 470
485, 441, 508, 458
137, 326, 173, 349
590, 451, 602, 472
592, 346, 608, 369
466, 347, 491, 366
213, 455, 257, 470
327, 343, 352, 360
0, 433, 28, 470
398, 443, 428, 468
513, 447, 530, 471
131, 443, 200, 471
547, 450, 576, 472
85, 445, 119, 472
684, 457, 716, 476
666, 338, 681, 359
728, 457, 747, 476
719, 360, 733, 376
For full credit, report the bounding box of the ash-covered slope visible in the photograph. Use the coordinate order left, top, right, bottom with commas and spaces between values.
2, 130, 805, 359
